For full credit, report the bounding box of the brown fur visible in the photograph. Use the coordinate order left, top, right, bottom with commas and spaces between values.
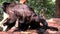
2, 2, 48, 34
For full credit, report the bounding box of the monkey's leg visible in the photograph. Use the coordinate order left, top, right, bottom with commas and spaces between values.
5, 21, 16, 31
30, 15, 48, 34
4, 19, 19, 32
40, 18, 48, 30
29, 21, 45, 34
16, 23, 29, 31
3, 17, 17, 31
36, 18, 48, 34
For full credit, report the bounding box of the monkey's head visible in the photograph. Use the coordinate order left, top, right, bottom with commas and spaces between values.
2, 2, 18, 13
2, 2, 15, 25
2, 2, 11, 12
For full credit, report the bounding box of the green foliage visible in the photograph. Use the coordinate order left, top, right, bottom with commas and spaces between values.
25, 0, 55, 19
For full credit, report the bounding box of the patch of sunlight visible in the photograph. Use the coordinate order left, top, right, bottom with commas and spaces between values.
52, 0, 55, 2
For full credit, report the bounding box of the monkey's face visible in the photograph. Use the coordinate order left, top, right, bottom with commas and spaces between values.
2, 2, 11, 13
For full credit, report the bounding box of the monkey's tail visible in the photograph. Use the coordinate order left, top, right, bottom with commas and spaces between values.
47, 26, 58, 31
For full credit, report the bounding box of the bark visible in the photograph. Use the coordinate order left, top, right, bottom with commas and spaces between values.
55, 0, 60, 18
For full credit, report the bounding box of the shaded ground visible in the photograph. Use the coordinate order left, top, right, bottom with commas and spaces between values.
0, 18, 60, 34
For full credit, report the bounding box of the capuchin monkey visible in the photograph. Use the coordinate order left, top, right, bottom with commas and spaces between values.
1, 2, 58, 34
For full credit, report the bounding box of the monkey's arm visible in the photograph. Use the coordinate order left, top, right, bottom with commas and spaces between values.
40, 18, 48, 30
0, 12, 9, 26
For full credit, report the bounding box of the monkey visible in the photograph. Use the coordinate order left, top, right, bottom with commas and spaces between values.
2, 2, 58, 34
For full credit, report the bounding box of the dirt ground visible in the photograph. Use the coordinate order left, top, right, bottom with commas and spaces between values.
0, 18, 60, 34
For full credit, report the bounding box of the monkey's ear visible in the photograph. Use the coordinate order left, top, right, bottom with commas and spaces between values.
2, 2, 10, 7
2, 2, 11, 12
